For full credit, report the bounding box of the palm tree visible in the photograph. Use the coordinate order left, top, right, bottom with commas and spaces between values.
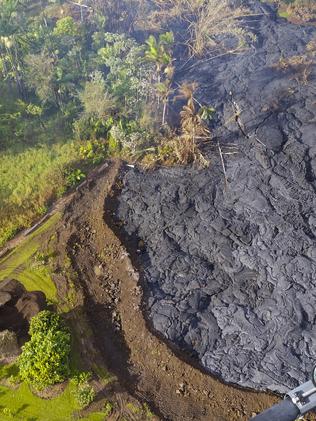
155, 63, 175, 125
145, 32, 174, 122
0, 34, 27, 96
145, 32, 174, 84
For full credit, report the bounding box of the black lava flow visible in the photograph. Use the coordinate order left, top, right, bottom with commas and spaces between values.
117, 1, 316, 393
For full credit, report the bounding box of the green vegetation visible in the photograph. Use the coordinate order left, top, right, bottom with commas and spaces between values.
0, 382, 109, 421
0, 220, 109, 419
0, 0, 154, 246
0, 312, 102, 418
0, 142, 78, 247
71, 372, 96, 409
1, 0, 251, 247
0, 213, 59, 301
103, 401, 114, 417
0, 363, 19, 381
18, 311, 71, 389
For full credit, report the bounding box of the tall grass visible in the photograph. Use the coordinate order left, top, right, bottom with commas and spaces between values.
0, 141, 80, 246
187, 0, 256, 57
145, 0, 255, 57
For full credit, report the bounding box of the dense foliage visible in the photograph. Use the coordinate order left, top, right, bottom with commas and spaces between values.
0, 0, 155, 245
0, 0, 262, 246
18, 311, 71, 389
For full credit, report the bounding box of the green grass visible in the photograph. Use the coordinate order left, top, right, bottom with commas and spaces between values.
0, 382, 109, 421
0, 141, 81, 247
0, 364, 110, 421
0, 213, 60, 301
0, 364, 19, 381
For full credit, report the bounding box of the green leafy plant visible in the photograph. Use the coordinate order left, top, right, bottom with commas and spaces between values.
97, 33, 155, 117
145, 32, 175, 124
143, 402, 154, 418
79, 140, 107, 164
29, 310, 68, 336
66, 168, 86, 187
126, 402, 141, 414
71, 371, 92, 385
53, 16, 79, 37
2, 407, 13, 418
79, 71, 116, 120
71, 371, 95, 409
0, 225, 18, 247
104, 401, 113, 417
18, 311, 71, 389
73, 382, 96, 409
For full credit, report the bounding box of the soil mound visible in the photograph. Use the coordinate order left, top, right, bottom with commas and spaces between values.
0, 279, 46, 337
0, 330, 20, 360
117, 3, 316, 393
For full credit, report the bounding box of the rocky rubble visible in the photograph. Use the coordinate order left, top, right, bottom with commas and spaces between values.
117, 1, 316, 393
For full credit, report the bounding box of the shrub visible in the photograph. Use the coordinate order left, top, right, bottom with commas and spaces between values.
79, 71, 116, 120
71, 371, 92, 385
73, 382, 96, 408
73, 116, 94, 141
18, 311, 71, 389
29, 310, 68, 336
0, 225, 18, 248
66, 168, 86, 187
79, 140, 107, 164
71, 371, 95, 409
2, 407, 13, 418
97, 33, 155, 117
73, 115, 113, 141
104, 401, 113, 417
53, 16, 79, 37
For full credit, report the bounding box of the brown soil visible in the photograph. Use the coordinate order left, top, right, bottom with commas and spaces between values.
51, 159, 311, 421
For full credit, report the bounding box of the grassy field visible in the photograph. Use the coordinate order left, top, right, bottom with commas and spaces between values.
0, 141, 81, 248
0, 382, 109, 421
0, 213, 60, 301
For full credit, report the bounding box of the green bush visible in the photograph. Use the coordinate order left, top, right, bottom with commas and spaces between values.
0, 225, 18, 247
71, 371, 92, 385
29, 310, 68, 336
103, 401, 113, 417
79, 140, 107, 164
18, 311, 71, 389
71, 371, 95, 408
73, 381, 96, 409
65, 169, 86, 187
